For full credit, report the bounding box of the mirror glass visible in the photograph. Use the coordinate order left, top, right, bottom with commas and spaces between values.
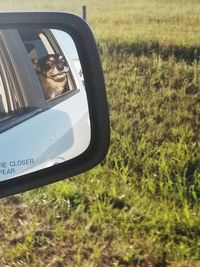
0, 27, 90, 181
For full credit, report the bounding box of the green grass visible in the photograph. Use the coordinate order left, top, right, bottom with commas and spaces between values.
0, 0, 200, 266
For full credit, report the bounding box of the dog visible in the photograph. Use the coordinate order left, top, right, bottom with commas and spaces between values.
32, 54, 70, 100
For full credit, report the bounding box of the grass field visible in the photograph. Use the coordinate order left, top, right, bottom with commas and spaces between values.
0, 0, 200, 266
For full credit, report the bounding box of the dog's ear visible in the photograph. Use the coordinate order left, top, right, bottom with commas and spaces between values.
31, 58, 41, 73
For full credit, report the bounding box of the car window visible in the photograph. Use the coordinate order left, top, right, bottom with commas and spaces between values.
17, 28, 77, 101
0, 51, 27, 122
0, 28, 47, 132
0, 73, 8, 116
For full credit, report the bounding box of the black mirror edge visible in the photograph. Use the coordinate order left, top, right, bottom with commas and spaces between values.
0, 12, 110, 198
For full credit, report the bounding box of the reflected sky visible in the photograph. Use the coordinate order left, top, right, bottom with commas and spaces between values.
54, 29, 79, 60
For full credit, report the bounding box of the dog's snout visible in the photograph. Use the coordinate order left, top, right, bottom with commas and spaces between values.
56, 64, 64, 71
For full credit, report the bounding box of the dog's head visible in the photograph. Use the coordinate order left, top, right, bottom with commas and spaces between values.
32, 54, 69, 82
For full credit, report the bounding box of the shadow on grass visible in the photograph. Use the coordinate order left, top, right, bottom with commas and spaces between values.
98, 41, 200, 62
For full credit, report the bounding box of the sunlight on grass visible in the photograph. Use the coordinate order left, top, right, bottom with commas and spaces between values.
0, 0, 199, 266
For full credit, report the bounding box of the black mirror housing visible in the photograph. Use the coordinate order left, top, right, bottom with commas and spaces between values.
0, 12, 110, 198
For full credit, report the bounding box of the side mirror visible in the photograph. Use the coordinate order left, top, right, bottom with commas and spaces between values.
0, 12, 110, 198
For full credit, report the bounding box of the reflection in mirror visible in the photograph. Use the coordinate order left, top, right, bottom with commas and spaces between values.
0, 27, 90, 181
18, 27, 84, 99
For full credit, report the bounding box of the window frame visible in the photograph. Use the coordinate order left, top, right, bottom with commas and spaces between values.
17, 27, 79, 103
22, 27, 83, 108
0, 28, 81, 133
